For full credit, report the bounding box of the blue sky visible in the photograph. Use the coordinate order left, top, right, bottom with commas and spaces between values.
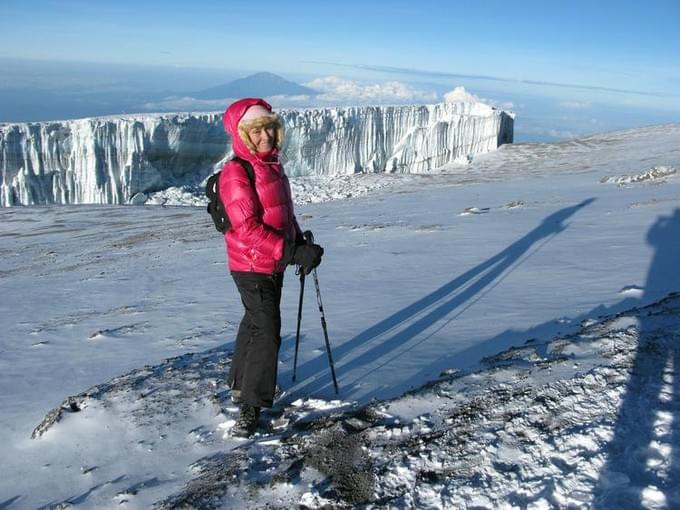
1, 0, 679, 140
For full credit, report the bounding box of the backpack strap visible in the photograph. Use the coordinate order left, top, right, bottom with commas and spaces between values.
205, 156, 257, 234
230, 156, 256, 189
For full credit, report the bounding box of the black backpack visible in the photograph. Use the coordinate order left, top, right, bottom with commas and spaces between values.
206, 157, 256, 233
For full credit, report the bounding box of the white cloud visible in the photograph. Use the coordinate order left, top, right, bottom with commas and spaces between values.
302, 76, 438, 105
141, 77, 440, 112
443, 86, 482, 104
442, 86, 515, 113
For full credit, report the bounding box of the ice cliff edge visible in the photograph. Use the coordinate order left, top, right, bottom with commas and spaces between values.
0, 102, 514, 206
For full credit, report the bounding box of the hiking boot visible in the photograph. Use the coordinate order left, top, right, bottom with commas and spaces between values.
232, 404, 260, 438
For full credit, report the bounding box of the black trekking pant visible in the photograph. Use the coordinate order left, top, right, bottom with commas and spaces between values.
228, 271, 284, 408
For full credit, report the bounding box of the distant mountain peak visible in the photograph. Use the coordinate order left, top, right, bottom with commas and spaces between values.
193, 72, 317, 100
243, 71, 290, 81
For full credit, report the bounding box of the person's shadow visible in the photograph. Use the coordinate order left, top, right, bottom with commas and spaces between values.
391, 208, 680, 509
280, 198, 596, 403
592, 208, 680, 508
389, 207, 680, 507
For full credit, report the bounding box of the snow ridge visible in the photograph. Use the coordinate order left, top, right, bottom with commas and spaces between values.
0, 103, 513, 206
600, 165, 677, 185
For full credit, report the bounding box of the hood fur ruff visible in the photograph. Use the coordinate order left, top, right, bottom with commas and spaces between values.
238, 114, 285, 154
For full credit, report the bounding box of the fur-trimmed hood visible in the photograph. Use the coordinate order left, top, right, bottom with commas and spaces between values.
222, 98, 283, 160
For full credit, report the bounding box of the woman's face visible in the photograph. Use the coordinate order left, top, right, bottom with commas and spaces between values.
247, 124, 276, 153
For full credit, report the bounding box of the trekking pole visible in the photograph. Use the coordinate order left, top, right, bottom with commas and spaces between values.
292, 267, 305, 382
304, 232, 340, 394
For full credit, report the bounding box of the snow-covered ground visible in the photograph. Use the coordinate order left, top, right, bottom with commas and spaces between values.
1, 123, 679, 509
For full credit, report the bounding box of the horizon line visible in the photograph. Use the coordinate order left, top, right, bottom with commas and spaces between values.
304, 61, 677, 99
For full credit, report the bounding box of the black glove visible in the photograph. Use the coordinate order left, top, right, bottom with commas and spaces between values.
292, 243, 324, 274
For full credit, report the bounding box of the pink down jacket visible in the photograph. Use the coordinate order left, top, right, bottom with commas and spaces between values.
219, 98, 300, 274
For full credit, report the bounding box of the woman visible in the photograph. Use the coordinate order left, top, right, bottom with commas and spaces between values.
219, 98, 323, 437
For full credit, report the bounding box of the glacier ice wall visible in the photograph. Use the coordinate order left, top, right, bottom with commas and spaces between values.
0, 103, 513, 206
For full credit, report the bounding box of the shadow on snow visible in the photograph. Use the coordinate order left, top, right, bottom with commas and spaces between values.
280, 198, 595, 401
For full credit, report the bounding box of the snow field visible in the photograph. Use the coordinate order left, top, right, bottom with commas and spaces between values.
0, 123, 679, 507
